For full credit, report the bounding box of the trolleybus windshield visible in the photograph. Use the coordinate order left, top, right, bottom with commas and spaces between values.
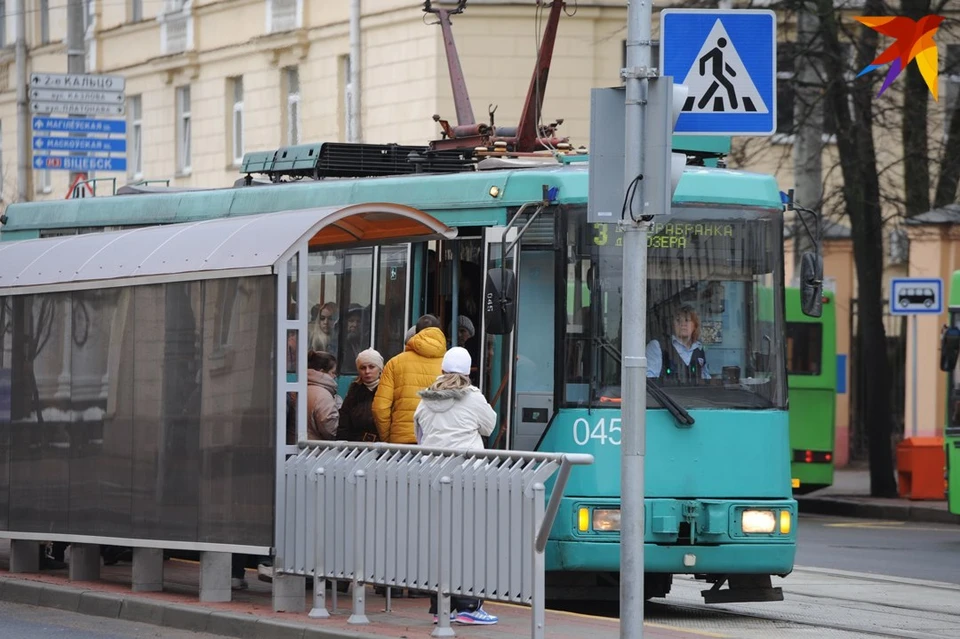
563, 206, 786, 410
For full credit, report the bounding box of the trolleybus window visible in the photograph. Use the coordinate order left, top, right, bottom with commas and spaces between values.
307, 248, 375, 374
563, 206, 786, 410
786, 323, 823, 375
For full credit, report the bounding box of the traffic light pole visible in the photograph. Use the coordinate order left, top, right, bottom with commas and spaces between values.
620, 0, 653, 637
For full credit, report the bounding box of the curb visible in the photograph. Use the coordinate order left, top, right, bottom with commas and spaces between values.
797, 496, 960, 525
0, 576, 386, 639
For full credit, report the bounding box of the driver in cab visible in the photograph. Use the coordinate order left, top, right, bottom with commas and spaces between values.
646, 304, 711, 383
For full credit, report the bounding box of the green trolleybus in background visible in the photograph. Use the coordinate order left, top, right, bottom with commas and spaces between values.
1, 144, 826, 603
785, 287, 837, 494
940, 271, 960, 514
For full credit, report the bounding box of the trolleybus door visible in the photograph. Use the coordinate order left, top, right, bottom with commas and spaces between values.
479, 226, 519, 449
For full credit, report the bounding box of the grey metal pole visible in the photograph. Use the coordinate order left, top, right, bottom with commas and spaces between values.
348, 0, 362, 142
912, 316, 918, 438
67, 0, 86, 188
15, 0, 28, 202
621, 0, 652, 636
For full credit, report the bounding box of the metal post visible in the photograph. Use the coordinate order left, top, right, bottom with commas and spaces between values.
348, 0, 362, 142
531, 483, 546, 639
66, 0, 86, 186
348, 469, 369, 624
912, 316, 918, 438
15, 0, 29, 202
432, 476, 455, 638
620, 0, 652, 637
309, 468, 330, 618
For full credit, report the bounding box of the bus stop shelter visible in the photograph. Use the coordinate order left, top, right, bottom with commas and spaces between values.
0, 203, 455, 600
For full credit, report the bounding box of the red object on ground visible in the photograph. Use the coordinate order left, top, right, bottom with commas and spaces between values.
897, 437, 946, 500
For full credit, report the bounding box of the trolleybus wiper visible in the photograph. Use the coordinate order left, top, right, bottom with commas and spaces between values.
647, 378, 695, 427
593, 337, 695, 427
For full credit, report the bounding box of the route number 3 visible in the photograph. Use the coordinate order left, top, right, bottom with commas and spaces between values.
572, 417, 621, 446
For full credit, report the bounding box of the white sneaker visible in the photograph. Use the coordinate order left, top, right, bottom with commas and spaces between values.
257, 564, 274, 583
231, 577, 248, 591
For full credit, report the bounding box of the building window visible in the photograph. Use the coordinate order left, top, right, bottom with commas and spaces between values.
160, 0, 192, 55
268, 0, 301, 34
776, 42, 796, 136
339, 55, 349, 142
36, 170, 51, 194
285, 67, 301, 145
128, 95, 143, 178
0, 1, 7, 48
176, 85, 191, 173
130, 0, 142, 22
945, 45, 960, 139
40, 0, 50, 44
229, 77, 244, 165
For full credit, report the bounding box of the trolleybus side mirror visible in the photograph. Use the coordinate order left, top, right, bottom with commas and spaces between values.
799, 251, 823, 318
941, 326, 960, 372
485, 268, 517, 335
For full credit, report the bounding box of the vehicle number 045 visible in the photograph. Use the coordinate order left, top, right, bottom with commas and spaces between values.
572, 418, 621, 446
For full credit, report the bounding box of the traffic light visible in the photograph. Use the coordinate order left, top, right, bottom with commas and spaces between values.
642, 76, 689, 217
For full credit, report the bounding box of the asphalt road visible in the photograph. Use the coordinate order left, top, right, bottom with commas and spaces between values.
795, 513, 960, 584
0, 601, 222, 639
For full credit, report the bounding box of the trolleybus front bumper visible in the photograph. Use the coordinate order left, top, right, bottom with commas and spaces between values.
546, 497, 797, 575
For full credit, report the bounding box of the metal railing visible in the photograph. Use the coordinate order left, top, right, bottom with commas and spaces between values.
276, 441, 593, 638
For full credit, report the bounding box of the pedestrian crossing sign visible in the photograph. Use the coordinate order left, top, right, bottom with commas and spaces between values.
660, 9, 777, 136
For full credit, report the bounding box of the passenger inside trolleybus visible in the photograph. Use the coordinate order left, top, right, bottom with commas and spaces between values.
646, 303, 712, 383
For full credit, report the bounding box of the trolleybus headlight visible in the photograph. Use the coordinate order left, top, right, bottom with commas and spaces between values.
741, 509, 776, 534
592, 509, 621, 532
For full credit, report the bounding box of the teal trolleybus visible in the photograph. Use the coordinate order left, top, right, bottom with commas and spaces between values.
1, 146, 803, 603
785, 287, 837, 494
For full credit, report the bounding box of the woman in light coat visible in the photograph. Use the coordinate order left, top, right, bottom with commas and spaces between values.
414, 347, 496, 451
307, 351, 341, 441
414, 347, 499, 625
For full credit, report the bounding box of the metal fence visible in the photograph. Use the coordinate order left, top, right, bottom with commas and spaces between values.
276, 441, 593, 638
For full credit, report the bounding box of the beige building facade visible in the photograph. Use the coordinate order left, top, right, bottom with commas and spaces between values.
1, 1, 959, 465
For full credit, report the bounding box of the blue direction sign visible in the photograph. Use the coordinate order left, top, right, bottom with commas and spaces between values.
33, 155, 126, 172
660, 9, 776, 136
890, 278, 943, 315
34, 137, 126, 152
32, 116, 126, 134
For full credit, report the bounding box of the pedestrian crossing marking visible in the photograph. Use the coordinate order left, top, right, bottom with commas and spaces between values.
678, 19, 769, 115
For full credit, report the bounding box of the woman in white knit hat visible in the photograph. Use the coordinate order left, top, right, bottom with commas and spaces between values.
415, 346, 498, 625
338, 348, 384, 442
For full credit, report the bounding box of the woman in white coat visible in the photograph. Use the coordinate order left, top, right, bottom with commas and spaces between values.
414, 347, 496, 451
414, 347, 499, 625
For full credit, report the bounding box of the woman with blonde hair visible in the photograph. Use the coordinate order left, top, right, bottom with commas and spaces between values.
309, 302, 339, 356
645, 303, 711, 383
414, 347, 499, 625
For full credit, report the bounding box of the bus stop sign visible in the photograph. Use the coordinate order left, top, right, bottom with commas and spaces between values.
890, 277, 943, 315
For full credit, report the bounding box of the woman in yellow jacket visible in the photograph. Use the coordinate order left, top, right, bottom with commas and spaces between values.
372, 314, 447, 443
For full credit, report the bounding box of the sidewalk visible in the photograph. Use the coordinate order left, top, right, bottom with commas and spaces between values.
0, 542, 714, 639
796, 467, 960, 524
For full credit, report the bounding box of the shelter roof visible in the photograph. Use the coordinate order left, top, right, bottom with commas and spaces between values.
0, 203, 455, 295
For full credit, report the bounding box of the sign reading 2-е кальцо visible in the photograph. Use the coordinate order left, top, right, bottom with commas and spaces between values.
660, 9, 776, 136
30, 72, 127, 172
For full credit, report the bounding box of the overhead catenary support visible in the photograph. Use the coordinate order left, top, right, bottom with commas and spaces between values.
67, 0, 87, 186
348, 0, 362, 143
15, 0, 29, 202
